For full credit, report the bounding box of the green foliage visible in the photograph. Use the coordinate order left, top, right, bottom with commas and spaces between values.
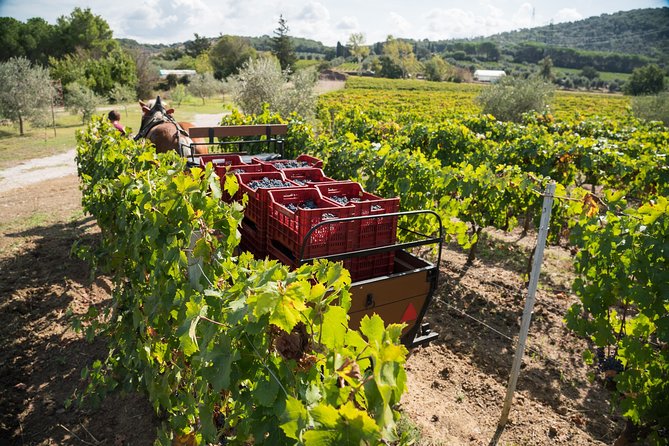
476, 76, 554, 122
271, 15, 297, 72
187, 72, 224, 104
65, 82, 100, 124
422, 55, 452, 82
486, 7, 668, 64
632, 92, 669, 126
231, 57, 317, 119
109, 83, 136, 105
538, 56, 554, 82
382, 36, 419, 79
566, 195, 669, 438
184, 33, 211, 58
55, 7, 118, 58
209, 35, 257, 80
347, 33, 370, 73
0, 57, 54, 135
0, 17, 56, 66
580, 66, 599, 80
49, 48, 137, 97
74, 117, 409, 445
170, 84, 189, 106
624, 64, 666, 96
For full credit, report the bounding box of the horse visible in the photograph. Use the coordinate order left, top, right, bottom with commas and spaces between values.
134, 96, 208, 156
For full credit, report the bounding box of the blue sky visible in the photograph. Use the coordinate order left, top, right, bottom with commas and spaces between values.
0, 0, 667, 46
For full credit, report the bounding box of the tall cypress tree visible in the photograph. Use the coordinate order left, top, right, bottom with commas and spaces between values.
271, 15, 296, 72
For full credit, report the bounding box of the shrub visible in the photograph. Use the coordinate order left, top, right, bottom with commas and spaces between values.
632, 92, 669, 126
231, 56, 317, 119
476, 75, 554, 122
624, 64, 666, 96
65, 82, 100, 123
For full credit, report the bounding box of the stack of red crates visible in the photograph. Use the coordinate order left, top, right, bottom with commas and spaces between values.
315, 182, 400, 281
211, 154, 400, 281
265, 188, 354, 268
235, 171, 299, 257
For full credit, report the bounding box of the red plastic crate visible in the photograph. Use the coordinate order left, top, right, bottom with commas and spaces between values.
197, 154, 245, 167
267, 188, 354, 262
282, 168, 335, 186
348, 253, 395, 282
239, 217, 266, 258
236, 172, 300, 229
215, 164, 264, 203
214, 163, 262, 179
256, 154, 324, 172
315, 182, 400, 249
296, 154, 323, 169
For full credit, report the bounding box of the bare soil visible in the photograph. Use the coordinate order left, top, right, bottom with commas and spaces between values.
0, 173, 623, 445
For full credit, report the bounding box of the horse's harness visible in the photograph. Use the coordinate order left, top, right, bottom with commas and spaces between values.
134, 104, 193, 157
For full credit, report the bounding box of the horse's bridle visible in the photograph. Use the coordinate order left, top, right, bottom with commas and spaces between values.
135, 97, 193, 157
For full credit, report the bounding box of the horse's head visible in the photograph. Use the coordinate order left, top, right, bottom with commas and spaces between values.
138, 96, 175, 133
135, 96, 207, 156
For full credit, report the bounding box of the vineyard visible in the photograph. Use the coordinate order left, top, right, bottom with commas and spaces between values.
214, 78, 668, 443
7, 77, 661, 445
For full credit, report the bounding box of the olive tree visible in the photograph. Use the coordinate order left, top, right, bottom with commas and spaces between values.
231, 56, 317, 119
476, 75, 554, 122
187, 72, 224, 104
65, 82, 100, 124
0, 57, 54, 135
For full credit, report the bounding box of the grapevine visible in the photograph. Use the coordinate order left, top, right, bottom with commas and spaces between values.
74, 117, 411, 445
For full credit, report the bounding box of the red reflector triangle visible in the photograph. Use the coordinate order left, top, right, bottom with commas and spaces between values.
401, 303, 418, 323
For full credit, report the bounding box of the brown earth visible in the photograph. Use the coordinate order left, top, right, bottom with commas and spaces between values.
0, 173, 623, 445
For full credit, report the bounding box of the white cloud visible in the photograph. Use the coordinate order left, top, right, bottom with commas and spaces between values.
420, 2, 563, 40
0, 0, 662, 46
388, 12, 411, 36
296, 2, 330, 21
553, 8, 583, 23
512, 3, 534, 29
336, 16, 359, 31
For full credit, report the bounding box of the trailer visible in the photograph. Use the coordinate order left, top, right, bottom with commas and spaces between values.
185, 125, 442, 348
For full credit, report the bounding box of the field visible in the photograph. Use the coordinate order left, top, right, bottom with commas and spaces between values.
1, 77, 666, 445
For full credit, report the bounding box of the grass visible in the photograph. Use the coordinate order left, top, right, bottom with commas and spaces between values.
0, 212, 52, 233
295, 59, 321, 70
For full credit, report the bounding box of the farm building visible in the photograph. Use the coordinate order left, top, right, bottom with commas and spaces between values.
159, 69, 196, 79
474, 69, 506, 82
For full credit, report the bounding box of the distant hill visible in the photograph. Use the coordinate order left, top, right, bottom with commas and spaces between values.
487, 7, 669, 62
120, 7, 668, 71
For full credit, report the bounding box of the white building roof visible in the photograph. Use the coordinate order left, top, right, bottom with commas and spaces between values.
474, 70, 506, 77
159, 69, 197, 78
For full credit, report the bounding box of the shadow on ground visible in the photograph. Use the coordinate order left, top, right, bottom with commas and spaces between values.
0, 216, 157, 445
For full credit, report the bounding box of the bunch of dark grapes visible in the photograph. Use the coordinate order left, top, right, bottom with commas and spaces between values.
273, 161, 310, 169
330, 195, 350, 205
247, 177, 293, 190
595, 347, 624, 385
284, 200, 321, 213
